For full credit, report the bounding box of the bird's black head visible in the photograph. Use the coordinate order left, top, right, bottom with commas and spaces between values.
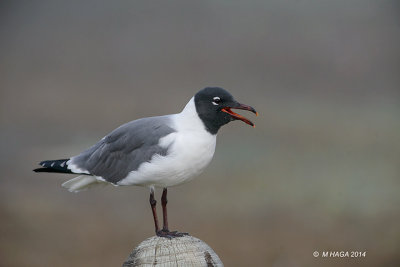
194, 87, 258, 134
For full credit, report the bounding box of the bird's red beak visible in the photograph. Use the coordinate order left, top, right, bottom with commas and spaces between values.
221, 103, 258, 127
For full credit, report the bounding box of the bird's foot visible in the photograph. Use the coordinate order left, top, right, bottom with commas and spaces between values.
156, 229, 189, 239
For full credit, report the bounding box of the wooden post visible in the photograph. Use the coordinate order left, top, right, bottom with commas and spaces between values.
122, 235, 223, 266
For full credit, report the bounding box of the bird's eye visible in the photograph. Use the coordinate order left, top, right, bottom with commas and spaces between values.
212, 96, 221, 105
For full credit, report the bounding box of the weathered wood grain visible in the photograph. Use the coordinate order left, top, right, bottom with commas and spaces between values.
122, 235, 223, 267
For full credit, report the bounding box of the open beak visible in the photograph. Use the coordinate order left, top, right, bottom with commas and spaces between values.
221, 102, 258, 127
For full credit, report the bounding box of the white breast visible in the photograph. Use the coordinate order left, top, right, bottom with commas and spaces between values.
117, 97, 217, 188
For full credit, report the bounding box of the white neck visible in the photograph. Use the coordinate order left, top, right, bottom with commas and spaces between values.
174, 97, 209, 133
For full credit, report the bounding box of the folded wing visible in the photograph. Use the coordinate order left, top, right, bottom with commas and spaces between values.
69, 116, 176, 184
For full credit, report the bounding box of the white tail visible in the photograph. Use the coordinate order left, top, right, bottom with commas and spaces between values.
62, 176, 107, 193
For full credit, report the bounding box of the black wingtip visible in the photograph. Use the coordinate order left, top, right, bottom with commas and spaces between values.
33, 167, 73, 174
33, 159, 73, 174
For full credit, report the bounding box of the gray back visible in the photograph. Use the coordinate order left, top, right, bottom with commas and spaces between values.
70, 115, 175, 184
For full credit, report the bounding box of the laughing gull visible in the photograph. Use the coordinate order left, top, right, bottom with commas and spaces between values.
34, 87, 257, 237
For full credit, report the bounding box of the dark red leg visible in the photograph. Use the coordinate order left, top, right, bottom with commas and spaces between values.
156, 187, 189, 239
149, 189, 160, 234
161, 188, 169, 231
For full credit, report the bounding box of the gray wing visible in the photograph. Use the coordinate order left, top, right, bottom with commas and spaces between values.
69, 115, 176, 184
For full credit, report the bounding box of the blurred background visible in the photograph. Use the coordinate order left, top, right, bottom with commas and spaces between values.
1, 1, 399, 266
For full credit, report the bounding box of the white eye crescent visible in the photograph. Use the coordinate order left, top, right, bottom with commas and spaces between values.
212, 96, 221, 105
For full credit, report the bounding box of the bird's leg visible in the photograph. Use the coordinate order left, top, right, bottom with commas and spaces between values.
161, 187, 169, 231
149, 189, 160, 234
155, 187, 189, 239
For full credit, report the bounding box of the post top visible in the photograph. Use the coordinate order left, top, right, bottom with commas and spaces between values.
123, 235, 223, 266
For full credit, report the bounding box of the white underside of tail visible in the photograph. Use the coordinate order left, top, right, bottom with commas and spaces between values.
62, 176, 108, 193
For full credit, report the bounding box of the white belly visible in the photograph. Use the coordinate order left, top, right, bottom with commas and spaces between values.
117, 131, 216, 188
